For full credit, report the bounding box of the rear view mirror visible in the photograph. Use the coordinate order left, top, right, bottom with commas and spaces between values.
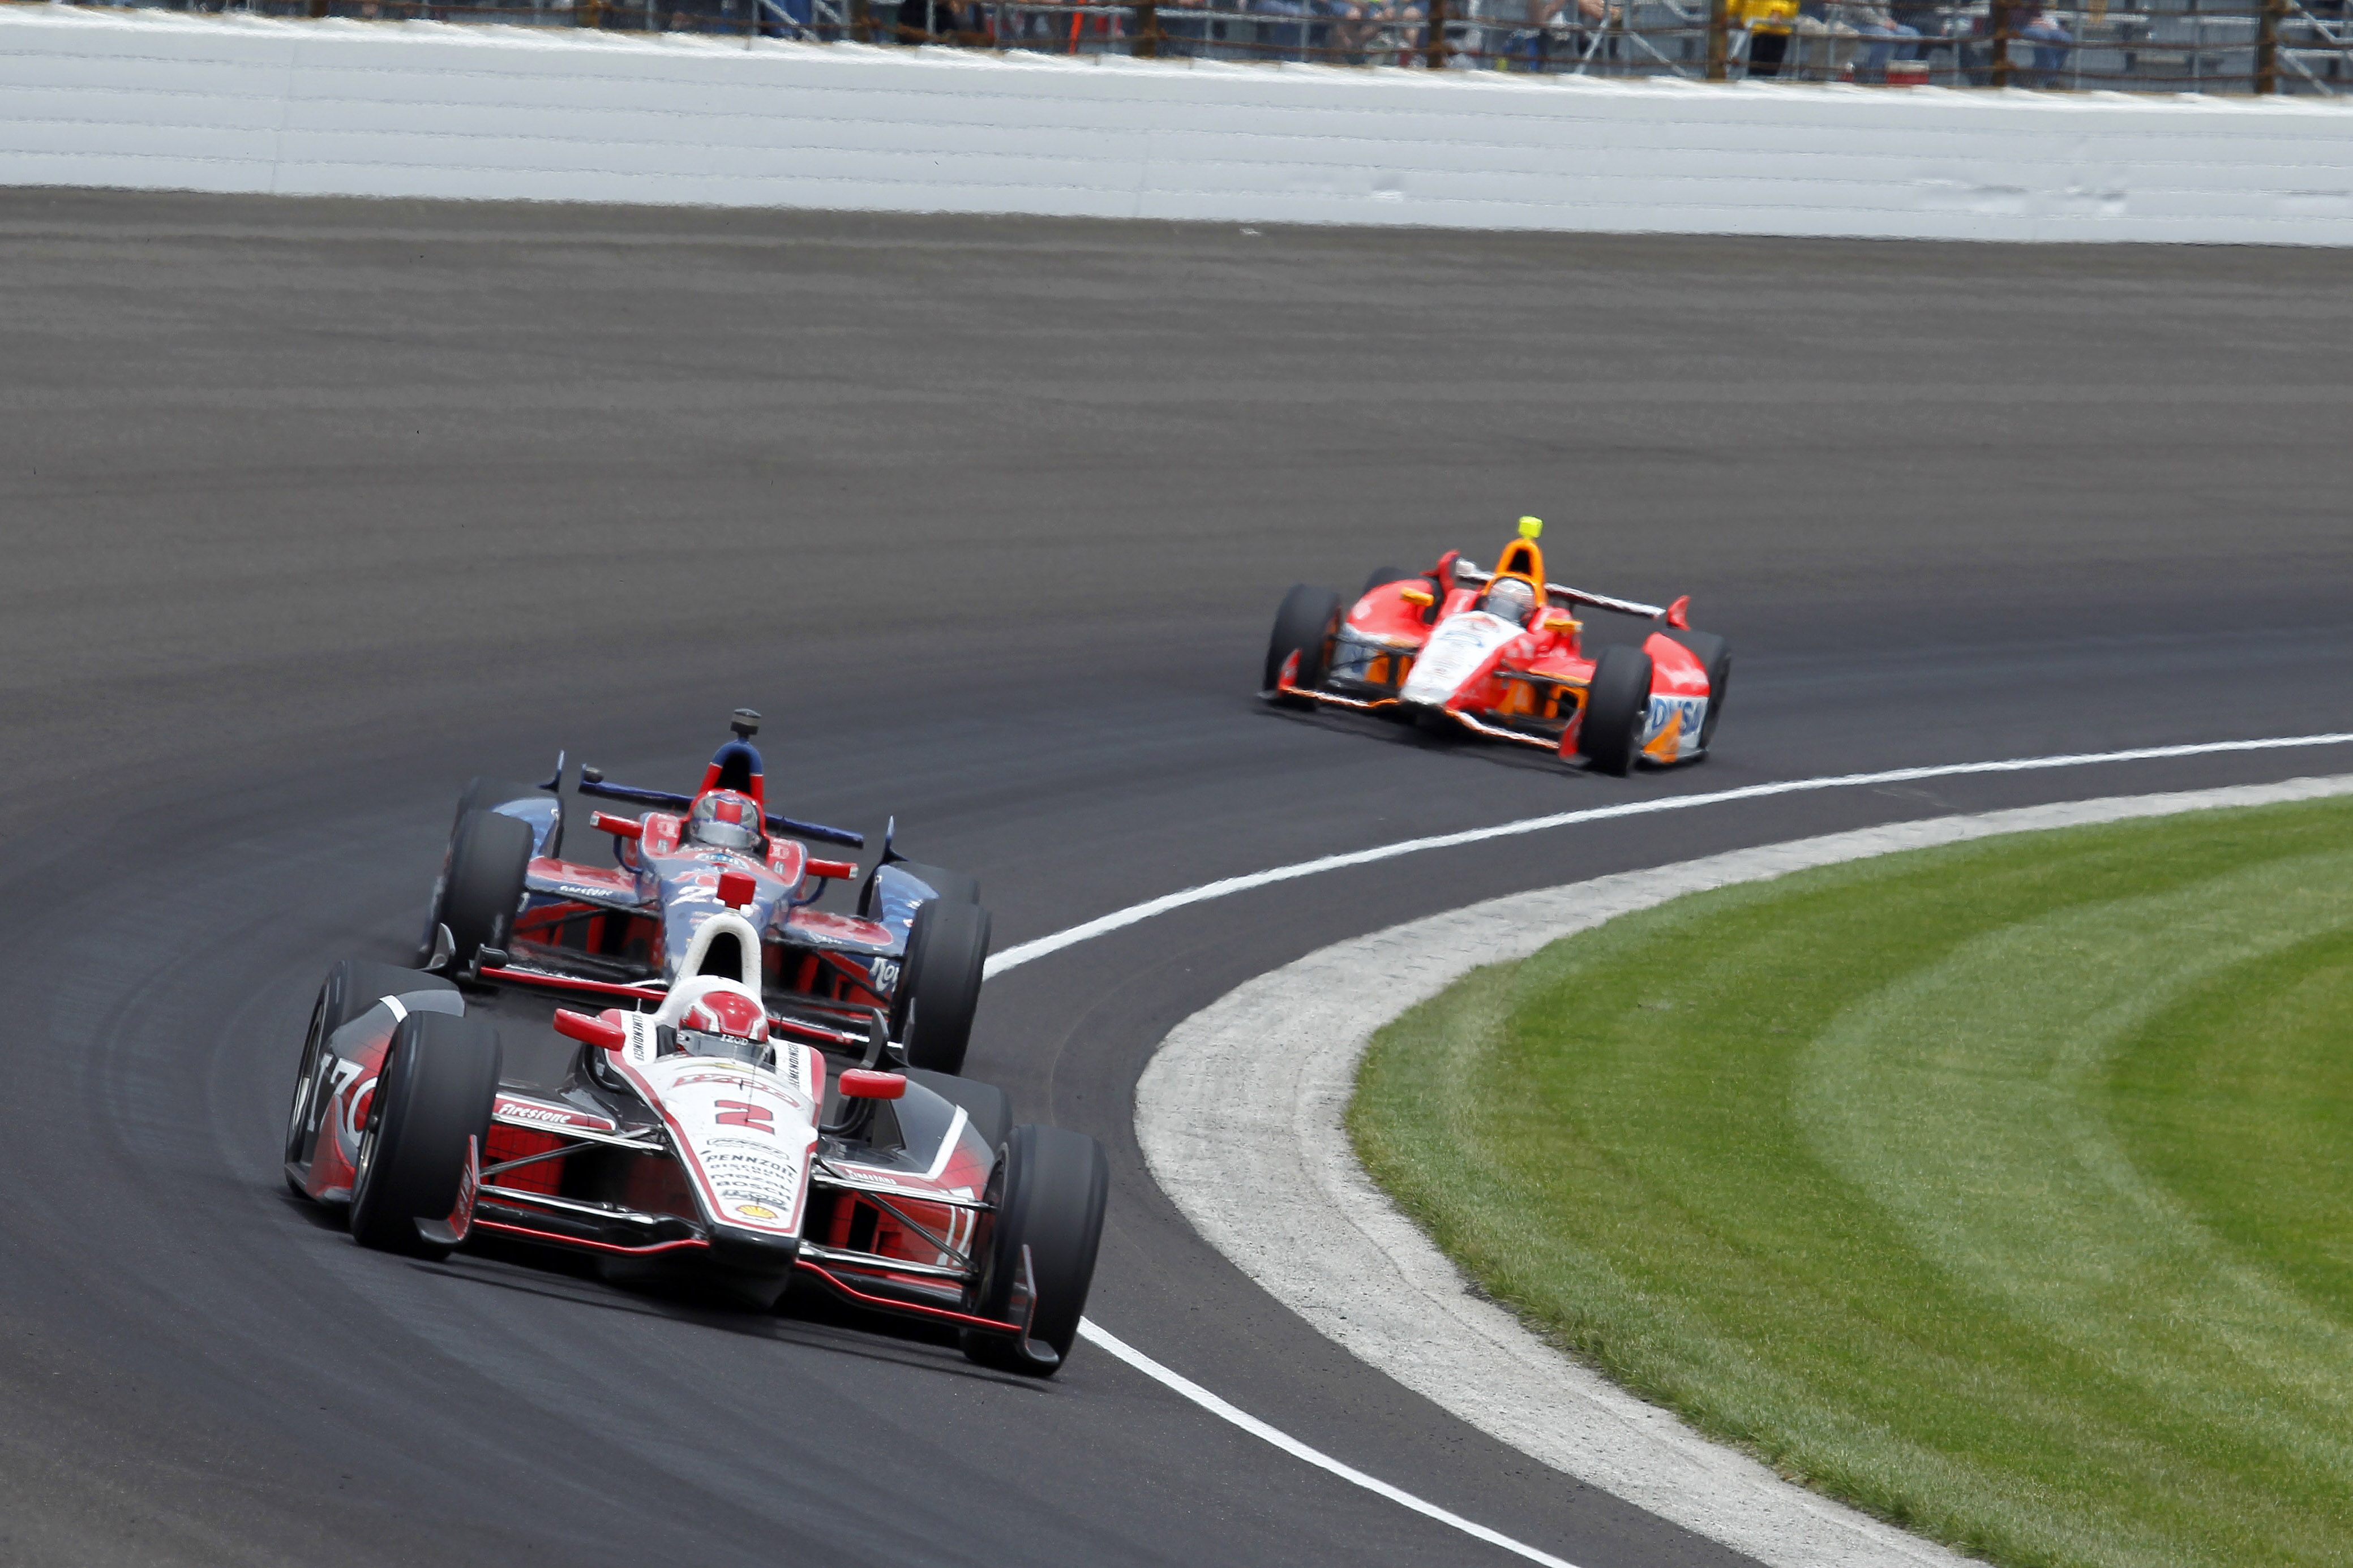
552, 1009, 627, 1051
838, 1069, 907, 1100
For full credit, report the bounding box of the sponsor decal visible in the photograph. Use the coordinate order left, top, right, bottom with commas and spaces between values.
714, 1099, 774, 1133
735, 1204, 778, 1221
1400, 613, 1518, 703
668, 1071, 791, 1099
1644, 694, 1708, 746
494, 1097, 615, 1132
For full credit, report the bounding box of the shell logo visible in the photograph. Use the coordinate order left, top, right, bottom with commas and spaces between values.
735, 1204, 779, 1222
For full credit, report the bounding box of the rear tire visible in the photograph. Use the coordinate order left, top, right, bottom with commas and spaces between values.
961, 1124, 1108, 1377
440, 810, 533, 972
1578, 645, 1655, 777
348, 1011, 500, 1260
286, 960, 460, 1192
905, 1068, 1013, 1156
896, 899, 991, 1076
1263, 585, 1341, 701
1660, 629, 1733, 754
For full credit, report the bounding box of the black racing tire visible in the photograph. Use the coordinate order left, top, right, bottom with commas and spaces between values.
347, 1011, 500, 1260
1578, 645, 1655, 777
856, 859, 979, 920
905, 1068, 1013, 1157
285, 960, 460, 1192
1360, 565, 1417, 597
445, 776, 546, 843
1263, 585, 1341, 701
961, 1124, 1109, 1377
420, 777, 549, 960
1660, 629, 1733, 753
895, 898, 991, 1076
440, 809, 533, 973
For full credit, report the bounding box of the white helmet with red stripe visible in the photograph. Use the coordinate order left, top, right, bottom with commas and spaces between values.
679, 987, 769, 1044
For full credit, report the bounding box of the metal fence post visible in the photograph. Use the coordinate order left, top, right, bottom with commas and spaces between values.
851, 0, 872, 37
2256, 0, 2285, 91
1988, 0, 2012, 85
1135, 0, 1159, 53
1707, 0, 1728, 78
1426, 0, 1449, 65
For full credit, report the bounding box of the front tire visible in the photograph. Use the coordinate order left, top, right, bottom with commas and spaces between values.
348, 1012, 501, 1260
895, 899, 992, 1075
285, 959, 459, 1194
962, 1124, 1109, 1377
1263, 585, 1341, 701
420, 777, 550, 960
1577, 645, 1655, 777
440, 809, 533, 972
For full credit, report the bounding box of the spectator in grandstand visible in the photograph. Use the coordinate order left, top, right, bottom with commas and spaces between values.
1319, 0, 1374, 63
1731, 0, 1798, 74
1511, 0, 1608, 71
2015, 2, 2071, 79
1839, 0, 1918, 72
1977, 0, 2069, 81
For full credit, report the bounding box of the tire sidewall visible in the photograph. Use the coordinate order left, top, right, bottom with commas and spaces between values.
1579, 645, 1655, 776
966, 1124, 1108, 1370
1264, 585, 1341, 695
898, 899, 991, 1075
347, 1012, 499, 1257
441, 810, 533, 969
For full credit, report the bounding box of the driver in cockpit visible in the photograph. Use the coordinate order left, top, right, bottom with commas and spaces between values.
687, 790, 764, 853
1480, 577, 1537, 627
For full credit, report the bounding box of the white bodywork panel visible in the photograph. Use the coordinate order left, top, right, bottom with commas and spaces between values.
1399, 612, 1522, 705
610, 989, 825, 1241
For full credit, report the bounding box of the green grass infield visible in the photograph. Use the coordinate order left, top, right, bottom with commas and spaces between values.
1350, 796, 2353, 1568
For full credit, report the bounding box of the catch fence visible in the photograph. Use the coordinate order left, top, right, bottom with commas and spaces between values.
67, 0, 2353, 92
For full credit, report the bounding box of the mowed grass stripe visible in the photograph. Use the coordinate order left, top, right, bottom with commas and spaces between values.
1350, 796, 2353, 1568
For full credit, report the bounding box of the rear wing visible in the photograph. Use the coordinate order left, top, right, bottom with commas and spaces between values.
1452, 565, 1688, 628
577, 769, 865, 849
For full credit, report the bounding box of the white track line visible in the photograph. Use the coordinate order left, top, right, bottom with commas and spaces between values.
987, 731, 2353, 978
1039, 729, 2353, 1565
1075, 1320, 1581, 1568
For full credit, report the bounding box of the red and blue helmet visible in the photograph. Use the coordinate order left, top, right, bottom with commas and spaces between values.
688, 789, 764, 852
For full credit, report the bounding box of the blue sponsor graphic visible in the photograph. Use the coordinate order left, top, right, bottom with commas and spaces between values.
1642, 694, 1709, 745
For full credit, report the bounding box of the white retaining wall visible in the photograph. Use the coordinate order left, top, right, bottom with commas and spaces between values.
3, 2, 2350, 240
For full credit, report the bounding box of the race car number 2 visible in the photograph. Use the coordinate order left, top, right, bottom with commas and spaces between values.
714, 1099, 774, 1133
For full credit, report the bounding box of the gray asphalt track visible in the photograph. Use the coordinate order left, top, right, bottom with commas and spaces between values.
2, 188, 2348, 1568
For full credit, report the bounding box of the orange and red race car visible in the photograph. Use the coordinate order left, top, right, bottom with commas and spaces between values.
1261, 518, 1730, 775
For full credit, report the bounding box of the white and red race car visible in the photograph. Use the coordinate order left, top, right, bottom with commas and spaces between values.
284, 908, 1107, 1376
1262, 518, 1730, 774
